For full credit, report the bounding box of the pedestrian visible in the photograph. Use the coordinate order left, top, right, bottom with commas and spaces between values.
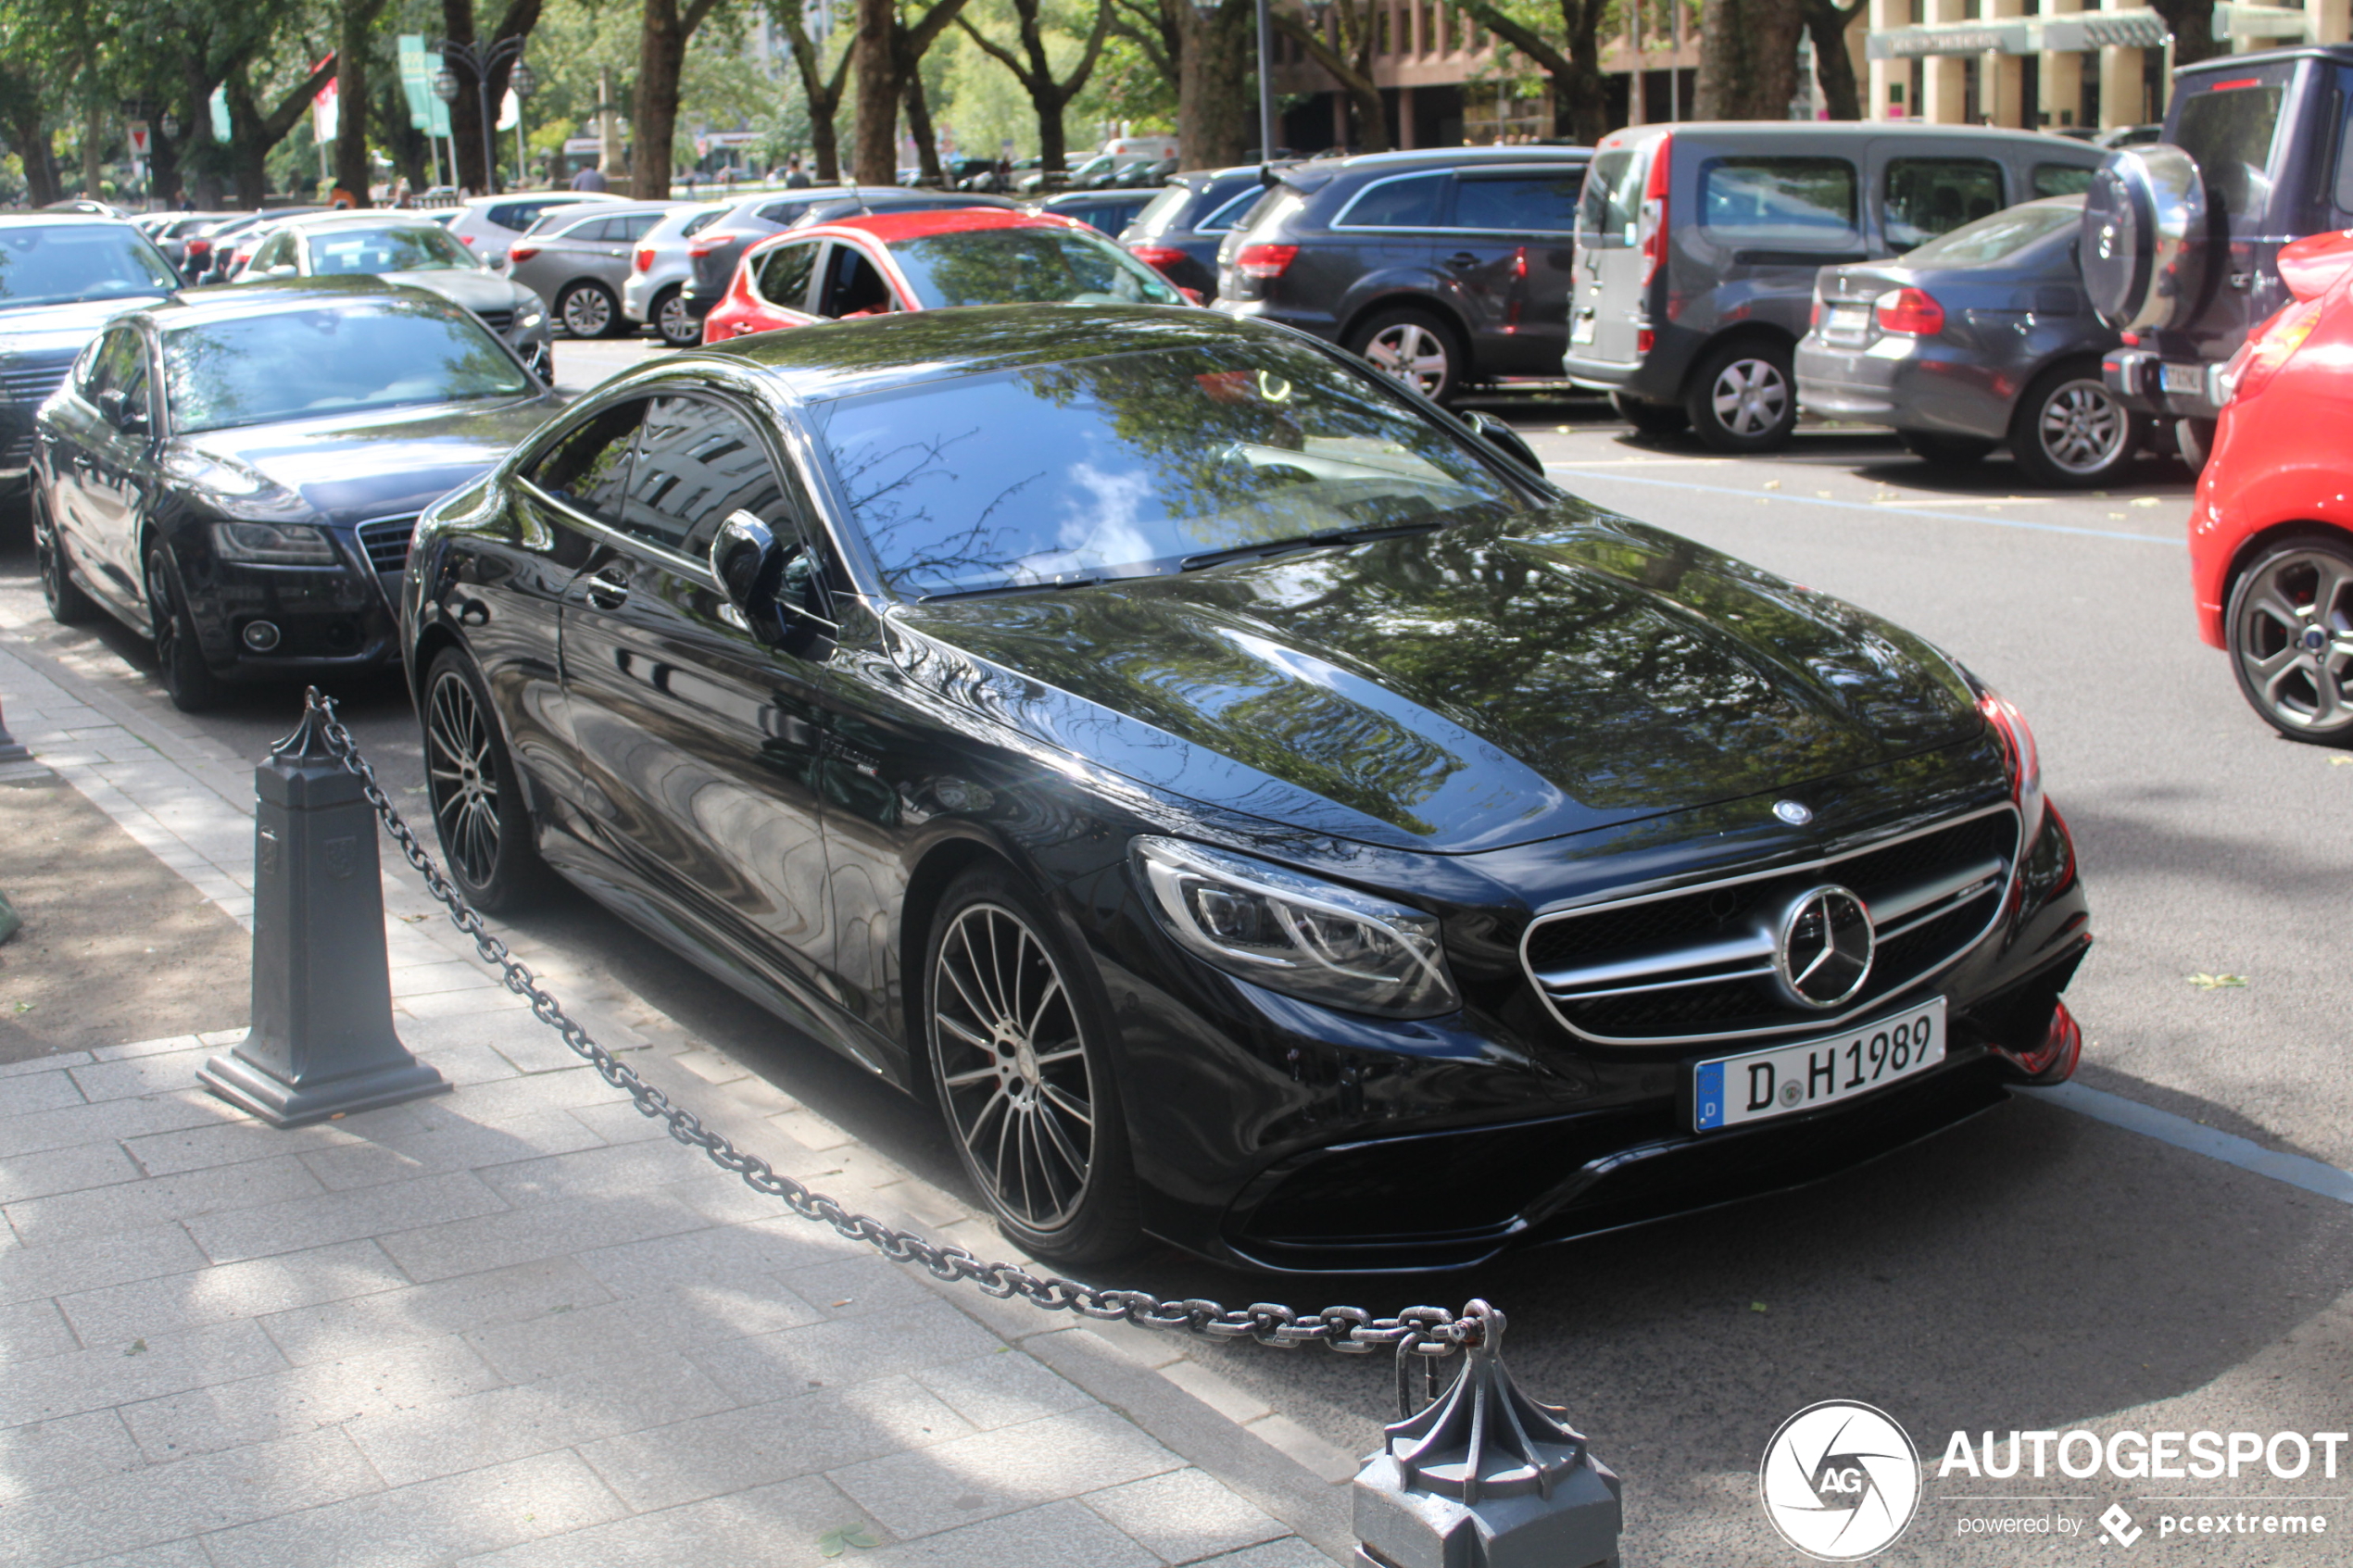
784, 155, 812, 189
571, 162, 608, 193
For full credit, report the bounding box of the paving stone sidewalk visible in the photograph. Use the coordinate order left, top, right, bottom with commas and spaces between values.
0, 633, 1362, 1564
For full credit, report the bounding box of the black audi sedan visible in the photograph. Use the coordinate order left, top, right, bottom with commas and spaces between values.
401, 306, 2091, 1273
34, 277, 557, 711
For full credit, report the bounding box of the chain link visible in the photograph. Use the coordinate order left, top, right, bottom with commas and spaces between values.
308, 689, 1482, 1360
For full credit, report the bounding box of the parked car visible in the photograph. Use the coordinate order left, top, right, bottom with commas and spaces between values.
31, 278, 555, 711
232, 213, 553, 379
141, 212, 233, 274
968, 157, 1043, 192
1031, 190, 1152, 237
2187, 228, 2353, 745
1121, 167, 1276, 302
443, 190, 627, 269
399, 303, 2090, 1270
196, 209, 325, 284
1566, 122, 2104, 450
1796, 194, 2133, 485
702, 208, 1184, 342
2085, 44, 2353, 468
0, 217, 183, 497
505, 201, 679, 338
680, 188, 1023, 327
1018, 152, 1151, 194
624, 202, 732, 347
1113, 156, 1178, 190
1212, 145, 1593, 402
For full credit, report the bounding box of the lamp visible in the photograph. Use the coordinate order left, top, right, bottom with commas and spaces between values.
432, 69, 460, 104
509, 62, 536, 100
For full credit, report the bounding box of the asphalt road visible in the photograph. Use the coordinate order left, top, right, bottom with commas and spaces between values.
6, 337, 2350, 1563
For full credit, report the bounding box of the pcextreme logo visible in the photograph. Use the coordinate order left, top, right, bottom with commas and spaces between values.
1759, 1400, 1923, 1561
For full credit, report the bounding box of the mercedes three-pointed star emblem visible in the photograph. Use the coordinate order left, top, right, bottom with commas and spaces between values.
1774, 884, 1875, 1010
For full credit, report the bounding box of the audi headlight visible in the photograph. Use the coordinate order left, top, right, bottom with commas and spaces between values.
210, 520, 336, 564
1131, 836, 1459, 1019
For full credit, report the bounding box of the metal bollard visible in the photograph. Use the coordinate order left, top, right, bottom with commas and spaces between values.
1353, 1303, 1622, 1568
199, 696, 448, 1126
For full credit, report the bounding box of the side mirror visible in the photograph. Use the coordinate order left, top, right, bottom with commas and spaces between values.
711, 508, 834, 638
1462, 409, 1544, 478
96, 387, 146, 433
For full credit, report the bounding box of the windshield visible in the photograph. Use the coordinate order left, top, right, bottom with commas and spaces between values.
164, 299, 530, 433
1903, 198, 2080, 268
813, 338, 1525, 599
0, 224, 179, 309
889, 227, 1182, 308
308, 225, 479, 274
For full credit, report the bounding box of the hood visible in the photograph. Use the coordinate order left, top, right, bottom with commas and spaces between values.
168, 396, 552, 526
0, 294, 170, 358
889, 508, 1985, 853
383, 269, 531, 315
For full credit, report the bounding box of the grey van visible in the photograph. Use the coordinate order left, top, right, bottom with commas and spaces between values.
1566, 122, 2106, 451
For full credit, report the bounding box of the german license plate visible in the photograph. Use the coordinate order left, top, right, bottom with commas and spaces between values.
1826, 304, 1872, 336
2160, 362, 2206, 396
1692, 998, 1946, 1132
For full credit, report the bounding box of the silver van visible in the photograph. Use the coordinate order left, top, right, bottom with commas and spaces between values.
1565, 122, 2106, 451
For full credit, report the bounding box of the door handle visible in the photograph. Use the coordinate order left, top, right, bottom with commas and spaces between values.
1444, 251, 1479, 270
584, 567, 629, 608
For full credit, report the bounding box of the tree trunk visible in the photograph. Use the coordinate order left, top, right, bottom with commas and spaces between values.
853, 0, 899, 182
226, 54, 341, 207
634, 0, 687, 197
82, 100, 103, 199
179, 56, 226, 207
336, 0, 382, 204
372, 77, 431, 192
2161, 0, 2220, 69
1034, 85, 1066, 172
903, 69, 940, 182
1696, 0, 1802, 119
1563, 6, 1607, 142
1178, 0, 1251, 169
440, 0, 486, 193
1805, 0, 1864, 119
150, 126, 183, 207
7, 101, 60, 206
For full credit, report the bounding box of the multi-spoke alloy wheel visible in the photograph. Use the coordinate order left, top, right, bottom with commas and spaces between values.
1687, 341, 1797, 452
1708, 358, 1788, 438
2227, 538, 2353, 745
925, 870, 1138, 1261
655, 290, 700, 347
2012, 359, 2135, 486
34, 491, 96, 624
422, 650, 543, 908
145, 546, 222, 712
1346, 309, 1461, 402
559, 282, 617, 338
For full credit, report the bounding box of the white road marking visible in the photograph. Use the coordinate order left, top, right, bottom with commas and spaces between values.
2023, 1082, 2353, 1206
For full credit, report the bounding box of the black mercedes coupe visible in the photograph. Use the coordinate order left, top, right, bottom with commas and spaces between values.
400, 306, 2091, 1273
34, 277, 557, 710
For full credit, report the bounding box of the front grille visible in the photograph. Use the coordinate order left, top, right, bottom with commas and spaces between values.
356, 516, 417, 575
473, 307, 515, 333
0, 360, 73, 407
1522, 806, 2020, 1046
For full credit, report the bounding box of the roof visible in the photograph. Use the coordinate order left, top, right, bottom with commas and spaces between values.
2177, 42, 2353, 72
1329, 144, 1591, 171
1596, 119, 2097, 149
0, 213, 149, 233
141, 276, 465, 325
797, 207, 1083, 245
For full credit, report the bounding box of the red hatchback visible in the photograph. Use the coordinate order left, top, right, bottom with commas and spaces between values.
2188, 228, 2353, 745
701, 207, 1188, 344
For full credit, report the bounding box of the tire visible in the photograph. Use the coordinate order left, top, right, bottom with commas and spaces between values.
1611, 391, 1690, 438
2176, 416, 2217, 472
1898, 429, 1995, 467
556, 281, 622, 339
2223, 533, 2353, 746
652, 286, 700, 348
145, 546, 225, 713
422, 648, 547, 911
1685, 339, 1797, 453
1344, 307, 1466, 403
922, 864, 1140, 1264
33, 488, 97, 625
2009, 359, 2135, 486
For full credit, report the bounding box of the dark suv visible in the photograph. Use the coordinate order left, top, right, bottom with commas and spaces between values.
2085, 44, 2353, 465
1210, 146, 1590, 401
1566, 122, 2103, 451
1120, 166, 1272, 300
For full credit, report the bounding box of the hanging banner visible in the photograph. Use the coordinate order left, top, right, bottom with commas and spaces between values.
397, 35, 453, 137
208, 85, 232, 142
313, 71, 338, 143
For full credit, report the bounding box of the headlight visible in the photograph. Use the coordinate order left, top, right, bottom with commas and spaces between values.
513, 305, 545, 332
1130, 835, 1459, 1019
210, 520, 336, 564
1966, 677, 2044, 843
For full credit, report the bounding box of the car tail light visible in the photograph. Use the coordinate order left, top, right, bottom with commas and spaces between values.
634, 245, 655, 272
186, 238, 212, 258
458, 233, 474, 245
1236, 243, 1298, 280
1874, 286, 1945, 336
1635, 327, 1655, 355
1808, 297, 1820, 330
508, 243, 540, 264
1992, 998, 2082, 1083
2119, 330, 2139, 345
1127, 244, 1188, 271
688, 230, 745, 259
1635, 132, 1672, 290
2220, 296, 2322, 404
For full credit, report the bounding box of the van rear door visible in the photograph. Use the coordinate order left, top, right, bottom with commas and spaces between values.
1568, 145, 1648, 370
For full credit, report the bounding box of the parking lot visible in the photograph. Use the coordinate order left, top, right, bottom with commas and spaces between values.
6, 332, 2349, 1562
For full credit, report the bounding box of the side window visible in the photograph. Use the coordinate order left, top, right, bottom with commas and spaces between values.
1198, 188, 1260, 232
756, 241, 819, 309
1452, 172, 1584, 232
251, 232, 295, 272
615, 395, 789, 558
1883, 158, 2005, 250
814, 244, 895, 318
757, 200, 809, 224
2033, 163, 2096, 199
523, 398, 647, 524
1337, 173, 1446, 229
619, 213, 664, 242
566, 218, 615, 244
77, 327, 138, 397
1699, 157, 1859, 246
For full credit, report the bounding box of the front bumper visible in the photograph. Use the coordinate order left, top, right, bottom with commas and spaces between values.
2103, 348, 2223, 420
174, 536, 402, 682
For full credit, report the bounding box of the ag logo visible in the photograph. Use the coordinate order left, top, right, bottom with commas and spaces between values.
1758, 1400, 1920, 1561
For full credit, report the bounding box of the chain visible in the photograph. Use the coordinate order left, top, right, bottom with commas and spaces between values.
304, 689, 1481, 1361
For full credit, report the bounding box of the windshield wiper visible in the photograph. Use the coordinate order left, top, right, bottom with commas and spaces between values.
1179, 519, 1444, 572
918, 573, 1114, 604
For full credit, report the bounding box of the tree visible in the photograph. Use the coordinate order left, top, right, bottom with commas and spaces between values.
771, 0, 852, 181
1176, 0, 1249, 169
1267, 0, 1386, 154
955, 0, 1113, 175
1801, 0, 1862, 120
440, 0, 547, 195
631, 0, 730, 196
221, 51, 340, 204
335, 0, 391, 202
0, 65, 62, 205
852, 0, 974, 184
1694, 0, 1800, 119
1449, 0, 1608, 143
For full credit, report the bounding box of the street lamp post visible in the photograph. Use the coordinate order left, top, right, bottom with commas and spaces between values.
431, 37, 532, 194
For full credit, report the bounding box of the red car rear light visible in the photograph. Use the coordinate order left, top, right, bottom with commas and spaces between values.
1127, 244, 1188, 271
186, 238, 212, 257
1874, 286, 1944, 336
688, 229, 745, 258
458, 233, 474, 245
508, 244, 540, 264
2220, 295, 2322, 404
1636, 132, 1672, 289
1635, 327, 1655, 355
1236, 243, 1298, 280
634, 245, 655, 272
